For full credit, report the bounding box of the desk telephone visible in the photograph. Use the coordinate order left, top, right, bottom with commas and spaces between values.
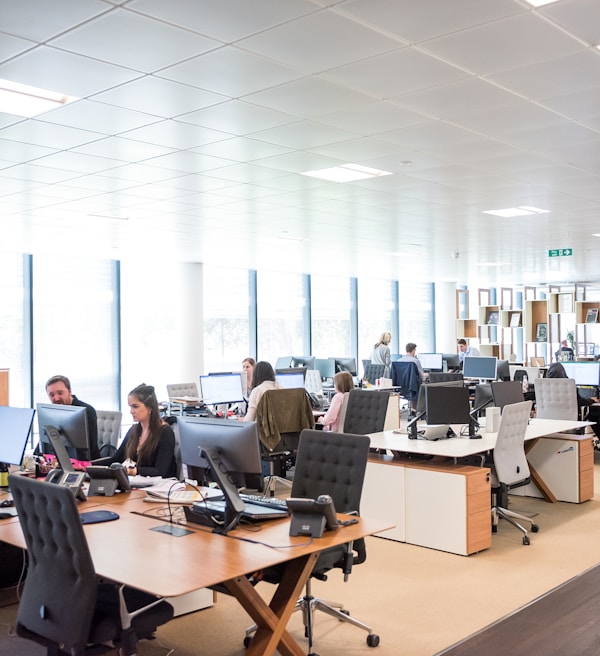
46, 469, 87, 501
287, 494, 340, 537
308, 392, 326, 410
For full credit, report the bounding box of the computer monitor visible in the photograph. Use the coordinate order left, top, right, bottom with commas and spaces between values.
334, 357, 357, 375
560, 362, 600, 387
496, 359, 510, 382
491, 381, 524, 411
417, 353, 443, 371
275, 356, 293, 370
275, 371, 305, 389
0, 407, 35, 466
425, 385, 471, 426
471, 383, 494, 418
199, 373, 245, 405
177, 416, 263, 532
314, 358, 336, 380
415, 380, 465, 416
442, 353, 461, 371
290, 355, 315, 370
463, 356, 497, 381
37, 403, 91, 461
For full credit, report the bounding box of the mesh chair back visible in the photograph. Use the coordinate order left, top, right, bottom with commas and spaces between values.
167, 383, 199, 400
342, 389, 390, 434
493, 401, 532, 487
10, 474, 97, 654
363, 363, 385, 385
304, 369, 323, 395
533, 378, 578, 420
96, 409, 122, 457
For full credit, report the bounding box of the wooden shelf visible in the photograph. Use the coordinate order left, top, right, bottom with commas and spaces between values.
501, 309, 522, 328
479, 344, 500, 357
478, 305, 500, 327
575, 301, 600, 325
456, 319, 477, 339
524, 299, 549, 343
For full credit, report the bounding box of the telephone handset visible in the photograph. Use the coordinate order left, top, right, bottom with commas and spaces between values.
287, 494, 339, 537
46, 469, 87, 502
308, 392, 325, 410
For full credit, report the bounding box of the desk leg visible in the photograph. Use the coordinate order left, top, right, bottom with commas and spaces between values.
224, 552, 318, 656
525, 440, 558, 503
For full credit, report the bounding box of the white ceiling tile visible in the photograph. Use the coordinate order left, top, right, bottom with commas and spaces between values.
244, 77, 374, 118
1, 163, 81, 184
140, 151, 234, 174
491, 51, 600, 101
541, 0, 600, 47
191, 137, 291, 162
129, 0, 316, 42
424, 13, 582, 76
249, 120, 355, 150
0, 0, 109, 41
317, 102, 425, 136
120, 119, 234, 150
177, 100, 298, 134
324, 47, 469, 98
339, 0, 522, 44
238, 9, 400, 73
0, 46, 141, 98
71, 136, 176, 162
0, 138, 57, 163
50, 9, 220, 73
157, 46, 302, 98
1, 120, 104, 149
32, 151, 126, 174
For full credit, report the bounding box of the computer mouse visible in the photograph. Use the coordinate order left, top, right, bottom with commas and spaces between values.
0, 512, 13, 519
0, 499, 14, 508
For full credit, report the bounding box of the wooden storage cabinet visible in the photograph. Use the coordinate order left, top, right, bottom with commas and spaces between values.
524, 299, 549, 343
0, 370, 8, 406
362, 456, 491, 556
479, 344, 500, 357
575, 301, 600, 325
478, 305, 500, 326
501, 309, 522, 328
457, 319, 477, 339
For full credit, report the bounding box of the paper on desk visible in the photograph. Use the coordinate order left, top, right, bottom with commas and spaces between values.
128, 476, 185, 492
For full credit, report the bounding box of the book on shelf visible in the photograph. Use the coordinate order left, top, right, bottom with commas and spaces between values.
585, 308, 598, 324
509, 313, 521, 328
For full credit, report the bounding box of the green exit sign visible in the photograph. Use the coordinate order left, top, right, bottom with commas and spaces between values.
548, 248, 573, 257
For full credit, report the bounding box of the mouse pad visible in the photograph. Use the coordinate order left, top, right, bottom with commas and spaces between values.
80, 510, 120, 525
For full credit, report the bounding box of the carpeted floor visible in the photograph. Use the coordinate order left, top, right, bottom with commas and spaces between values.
2, 455, 600, 655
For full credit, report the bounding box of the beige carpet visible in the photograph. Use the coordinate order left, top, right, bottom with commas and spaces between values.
2, 456, 600, 655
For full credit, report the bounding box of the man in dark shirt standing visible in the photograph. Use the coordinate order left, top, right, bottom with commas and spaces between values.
45, 375, 99, 460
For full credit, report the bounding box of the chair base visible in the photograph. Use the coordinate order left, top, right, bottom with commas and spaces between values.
492, 505, 539, 545
244, 581, 380, 653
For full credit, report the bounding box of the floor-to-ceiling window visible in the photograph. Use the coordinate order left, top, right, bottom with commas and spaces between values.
203, 265, 251, 373
0, 253, 28, 407
398, 282, 435, 353
32, 255, 119, 410
358, 278, 396, 372
256, 272, 307, 366
310, 275, 353, 358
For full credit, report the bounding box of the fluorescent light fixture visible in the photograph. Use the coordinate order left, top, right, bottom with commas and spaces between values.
301, 163, 393, 183
524, 0, 560, 6
0, 79, 78, 118
482, 206, 550, 218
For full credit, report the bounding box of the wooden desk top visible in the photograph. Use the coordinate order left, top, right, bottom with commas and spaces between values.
0, 493, 390, 598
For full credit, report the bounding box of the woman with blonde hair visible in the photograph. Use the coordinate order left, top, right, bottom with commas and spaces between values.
372, 331, 392, 377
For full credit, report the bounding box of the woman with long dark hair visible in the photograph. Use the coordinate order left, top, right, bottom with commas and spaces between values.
108, 383, 176, 478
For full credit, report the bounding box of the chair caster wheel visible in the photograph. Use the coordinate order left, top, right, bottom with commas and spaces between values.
523, 536, 530, 545
531, 524, 539, 533
243, 636, 252, 648
367, 633, 380, 647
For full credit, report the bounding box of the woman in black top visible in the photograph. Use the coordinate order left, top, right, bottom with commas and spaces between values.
109, 383, 177, 478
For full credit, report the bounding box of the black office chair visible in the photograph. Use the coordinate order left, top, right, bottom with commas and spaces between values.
9, 474, 174, 656
342, 388, 390, 434
362, 363, 385, 385
245, 429, 379, 654
391, 360, 420, 414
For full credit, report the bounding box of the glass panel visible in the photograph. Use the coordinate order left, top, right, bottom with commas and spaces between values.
257, 272, 306, 366
32, 255, 118, 411
203, 266, 250, 373
399, 282, 434, 353
358, 278, 395, 369
310, 275, 352, 358
0, 254, 27, 407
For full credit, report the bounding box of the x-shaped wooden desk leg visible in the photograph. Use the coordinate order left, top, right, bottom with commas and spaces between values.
224, 552, 319, 656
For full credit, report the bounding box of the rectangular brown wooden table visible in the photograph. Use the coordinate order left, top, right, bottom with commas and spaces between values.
0, 489, 390, 656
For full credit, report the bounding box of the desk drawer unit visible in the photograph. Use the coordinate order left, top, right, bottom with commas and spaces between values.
516, 434, 594, 503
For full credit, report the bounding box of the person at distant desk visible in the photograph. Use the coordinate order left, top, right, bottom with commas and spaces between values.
45, 375, 100, 461
457, 339, 480, 365
317, 371, 354, 432
400, 342, 425, 383
242, 357, 255, 396
372, 332, 392, 378
555, 340, 575, 362
243, 361, 281, 422
106, 384, 176, 478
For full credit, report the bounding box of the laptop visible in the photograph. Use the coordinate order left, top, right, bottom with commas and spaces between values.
197, 499, 289, 522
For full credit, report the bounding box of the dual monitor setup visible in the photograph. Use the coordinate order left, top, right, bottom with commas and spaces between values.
276, 356, 357, 379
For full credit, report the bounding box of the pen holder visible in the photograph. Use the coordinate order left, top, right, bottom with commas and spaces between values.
486, 407, 501, 433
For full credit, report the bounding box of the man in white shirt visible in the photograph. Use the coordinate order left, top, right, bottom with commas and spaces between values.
457, 338, 480, 365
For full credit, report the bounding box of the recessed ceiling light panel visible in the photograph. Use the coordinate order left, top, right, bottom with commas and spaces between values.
0, 79, 78, 118
482, 206, 550, 218
301, 163, 393, 183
